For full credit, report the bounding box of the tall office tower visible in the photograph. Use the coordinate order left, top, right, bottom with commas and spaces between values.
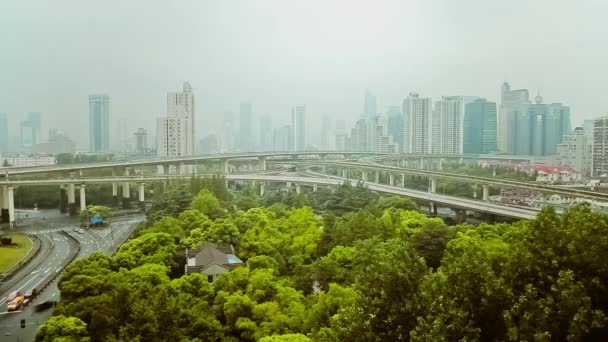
291, 105, 306, 151
363, 90, 377, 119
557, 127, 591, 176
157, 117, 188, 157
89, 94, 110, 152
349, 117, 398, 153
592, 116, 608, 176
259, 116, 273, 151
166, 82, 195, 155
583, 119, 595, 142
0, 113, 8, 152
27, 112, 41, 145
498, 82, 530, 153
386, 106, 402, 152
431, 96, 464, 155
133, 128, 148, 154
221, 111, 236, 153
402, 92, 432, 154
20, 120, 34, 150
463, 98, 497, 154
273, 125, 292, 151
239, 102, 253, 152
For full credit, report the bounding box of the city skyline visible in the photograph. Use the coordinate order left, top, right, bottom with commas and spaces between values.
1, 1, 606, 149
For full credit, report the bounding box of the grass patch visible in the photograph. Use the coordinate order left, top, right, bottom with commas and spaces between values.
0, 235, 33, 273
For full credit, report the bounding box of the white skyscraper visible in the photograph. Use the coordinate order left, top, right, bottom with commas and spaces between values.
557, 127, 591, 176
402, 92, 432, 154
431, 96, 464, 155
157, 82, 195, 158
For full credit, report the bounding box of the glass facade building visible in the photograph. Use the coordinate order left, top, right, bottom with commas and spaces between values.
463, 98, 497, 154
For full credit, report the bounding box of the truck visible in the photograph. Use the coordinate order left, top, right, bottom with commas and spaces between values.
7, 295, 25, 311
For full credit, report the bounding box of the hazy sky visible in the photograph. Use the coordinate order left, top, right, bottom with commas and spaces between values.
1, 0, 607, 148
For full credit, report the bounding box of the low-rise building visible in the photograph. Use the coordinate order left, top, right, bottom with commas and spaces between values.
185, 243, 243, 283
0, 154, 56, 168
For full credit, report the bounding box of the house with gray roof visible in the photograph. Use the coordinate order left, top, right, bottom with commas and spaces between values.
185, 243, 244, 283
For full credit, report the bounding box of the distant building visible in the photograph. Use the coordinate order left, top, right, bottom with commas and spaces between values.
166, 82, 195, 155
20, 121, 35, 150
186, 243, 243, 283
463, 98, 497, 154
321, 116, 333, 150
386, 106, 402, 152
0, 154, 56, 168
291, 105, 306, 151
431, 96, 464, 155
498, 82, 530, 153
157, 82, 195, 158
199, 134, 219, 154
273, 125, 292, 151
221, 111, 236, 153
0, 113, 7, 152
592, 116, 608, 176
349, 117, 398, 153
557, 127, 591, 176
239, 102, 253, 152
402, 92, 432, 154
34, 129, 76, 154
363, 90, 377, 119
259, 116, 273, 151
27, 112, 41, 146
89, 94, 110, 152
133, 128, 148, 154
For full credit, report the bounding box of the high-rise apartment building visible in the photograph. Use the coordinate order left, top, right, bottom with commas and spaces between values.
291, 105, 306, 151
363, 90, 377, 119
157, 82, 195, 158
239, 102, 253, 152
27, 112, 41, 145
592, 116, 608, 176
431, 96, 464, 155
402, 92, 432, 154
133, 128, 148, 154
259, 116, 273, 151
349, 117, 398, 153
557, 127, 591, 176
166, 82, 195, 155
0, 113, 8, 152
20, 121, 34, 150
463, 99, 497, 154
89, 94, 110, 152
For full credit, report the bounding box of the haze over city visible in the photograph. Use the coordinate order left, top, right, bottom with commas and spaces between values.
1, 0, 607, 149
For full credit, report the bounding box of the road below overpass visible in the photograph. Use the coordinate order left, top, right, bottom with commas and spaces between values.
0, 214, 144, 342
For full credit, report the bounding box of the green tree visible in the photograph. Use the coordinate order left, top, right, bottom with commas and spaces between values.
114, 232, 177, 269
35, 315, 90, 342
191, 189, 225, 219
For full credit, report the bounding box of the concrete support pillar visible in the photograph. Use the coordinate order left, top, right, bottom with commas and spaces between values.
400, 174, 405, 187
8, 186, 15, 227
430, 178, 437, 193
295, 184, 301, 194
0, 185, 7, 223
322, 165, 327, 174
389, 174, 395, 186
429, 202, 438, 217
419, 157, 424, 169
139, 183, 145, 202
224, 160, 230, 174
112, 183, 118, 205
313, 184, 318, 192
439, 158, 444, 171
258, 157, 266, 171
68, 184, 76, 204
342, 169, 348, 178
79, 184, 86, 211
482, 185, 489, 201
260, 183, 265, 197
375, 171, 380, 183
362, 171, 368, 181
164, 164, 170, 175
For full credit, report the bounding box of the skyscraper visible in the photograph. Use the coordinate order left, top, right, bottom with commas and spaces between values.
349, 117, 398, 153
27, 112, 41, 145
259, 116, 273, 151
20, 120, 34, 150
402, 92, 432, 154
89, 94, 110, 152
386, 106, 402, 152
463, 99, 497, 154
363, 90, 377, 119
239, 102, 253, 152
0, 113, 8, 152
498, 82, 530, 153
592, 116, 608, 176
291, 105, 306, 151
431, 96, 464, 155
167, 82, 195, 155
321, 115, 333, 150
273, 125, 292, 151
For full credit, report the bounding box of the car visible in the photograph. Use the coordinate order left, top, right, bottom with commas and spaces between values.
77, 228, 85, 234
34, 300, 56, 312
6, 291, 20, 302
